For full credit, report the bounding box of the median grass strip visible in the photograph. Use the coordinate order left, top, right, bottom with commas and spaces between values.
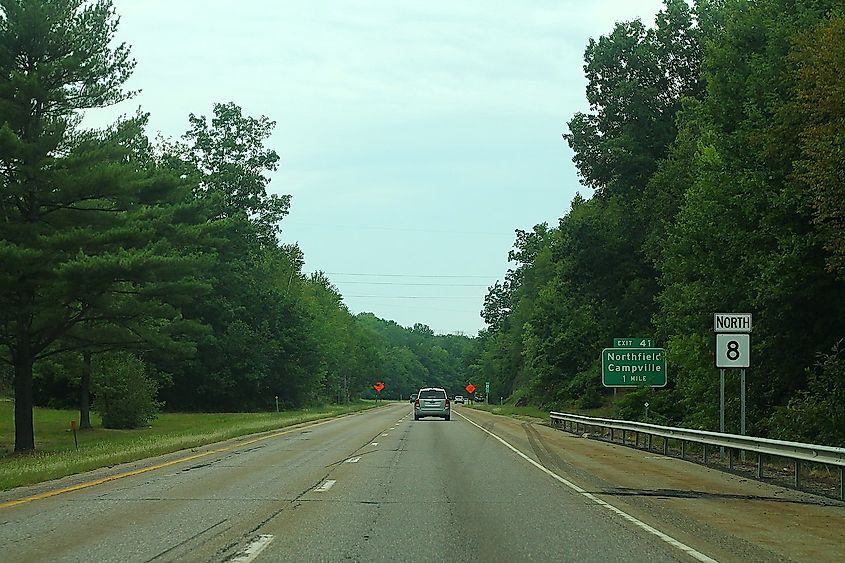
0, 401, 376, 491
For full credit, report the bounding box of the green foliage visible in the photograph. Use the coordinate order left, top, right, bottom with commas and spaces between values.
564, 0, 701, 197
614, 387, 683, 426
182, 101, 289, 242
93, 353, 161, 429
4, 0, 843, 453
769, 342, 845, 446
789, 14, 845, 278
355, 313, 478, 399
479, 0, 845, 446
0, 0, 211, 451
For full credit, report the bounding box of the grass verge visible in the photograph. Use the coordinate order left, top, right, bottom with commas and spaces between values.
0, 400, 377, 491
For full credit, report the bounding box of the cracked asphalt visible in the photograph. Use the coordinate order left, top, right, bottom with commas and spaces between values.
0, 403, 841, 562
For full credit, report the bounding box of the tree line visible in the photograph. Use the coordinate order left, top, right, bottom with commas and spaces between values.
0, 0, 476, 452
478, 0, 845, 446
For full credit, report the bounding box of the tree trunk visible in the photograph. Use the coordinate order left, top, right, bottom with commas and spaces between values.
14, 344, 35, 452
79, 351, 92, 429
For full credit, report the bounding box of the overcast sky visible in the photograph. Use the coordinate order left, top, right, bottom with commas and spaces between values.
88, 0, 667, 335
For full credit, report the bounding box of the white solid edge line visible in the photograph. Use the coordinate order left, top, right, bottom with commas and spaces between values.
454, 411, 717, 563
230, 534, 274, 563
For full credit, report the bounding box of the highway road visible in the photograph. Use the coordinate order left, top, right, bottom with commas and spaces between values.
0, 403, 842, 562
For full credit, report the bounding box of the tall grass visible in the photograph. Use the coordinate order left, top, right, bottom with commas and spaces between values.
0, 401, 376, 490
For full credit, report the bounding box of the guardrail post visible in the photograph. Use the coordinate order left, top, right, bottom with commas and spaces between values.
547, 411, 844, 501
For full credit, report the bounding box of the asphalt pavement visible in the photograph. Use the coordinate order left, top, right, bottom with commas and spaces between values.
0, 403, 841, 562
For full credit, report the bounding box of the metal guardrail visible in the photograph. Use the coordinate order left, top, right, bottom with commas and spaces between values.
549, 411, 845, 500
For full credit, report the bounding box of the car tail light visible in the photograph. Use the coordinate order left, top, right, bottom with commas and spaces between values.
445, 398, 450, 409
414, 399, 420, 407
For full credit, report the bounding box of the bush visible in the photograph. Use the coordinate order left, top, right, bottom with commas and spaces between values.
93, 353, 161, 429
768, 342, 845, 447
615, 386, 682, 426
567, 366, 605, 409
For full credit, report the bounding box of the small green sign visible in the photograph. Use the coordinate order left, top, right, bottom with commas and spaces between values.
613, 338, 655, 348
602, 348, 667, 387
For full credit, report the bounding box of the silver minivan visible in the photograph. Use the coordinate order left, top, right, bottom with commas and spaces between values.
414, 387, 450, 421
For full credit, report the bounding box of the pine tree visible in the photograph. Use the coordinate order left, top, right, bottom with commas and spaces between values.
0, 1, 209, 450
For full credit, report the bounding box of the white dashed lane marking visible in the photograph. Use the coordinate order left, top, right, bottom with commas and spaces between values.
314, 480, 337, 492
230, 534, 274, 562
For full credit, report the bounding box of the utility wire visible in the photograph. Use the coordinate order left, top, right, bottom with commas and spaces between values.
285, 222, 511, 236
325, 272, 496, 279
337, 281, 487, 287
346, 295, 480, 300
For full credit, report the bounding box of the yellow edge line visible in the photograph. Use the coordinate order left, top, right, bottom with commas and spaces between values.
0, 414, 345, 510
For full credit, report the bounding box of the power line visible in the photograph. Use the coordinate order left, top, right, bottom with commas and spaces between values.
325, 272, 496, 279
337, 281, 487, 287
348, 303, 482, 314
345, 295, 480, 300
285, 222, 512, 237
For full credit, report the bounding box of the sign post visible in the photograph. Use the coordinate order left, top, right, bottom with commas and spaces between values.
741, 369, 746, 436
70, 420, 78, 451
714, 313, 752, 456
720, 369, 725, 457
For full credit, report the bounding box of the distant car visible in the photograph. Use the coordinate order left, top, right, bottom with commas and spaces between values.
454, 395, 464, 404
409, 393, 417, 403
475, 395, 485, 403
414, 387, 450, 421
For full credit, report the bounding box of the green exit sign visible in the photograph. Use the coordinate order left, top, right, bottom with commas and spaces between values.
613, 338, 655, 348
602, 348, 667, 387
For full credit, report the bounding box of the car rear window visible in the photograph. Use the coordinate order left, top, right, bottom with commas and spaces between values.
419, 389, 446, 399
